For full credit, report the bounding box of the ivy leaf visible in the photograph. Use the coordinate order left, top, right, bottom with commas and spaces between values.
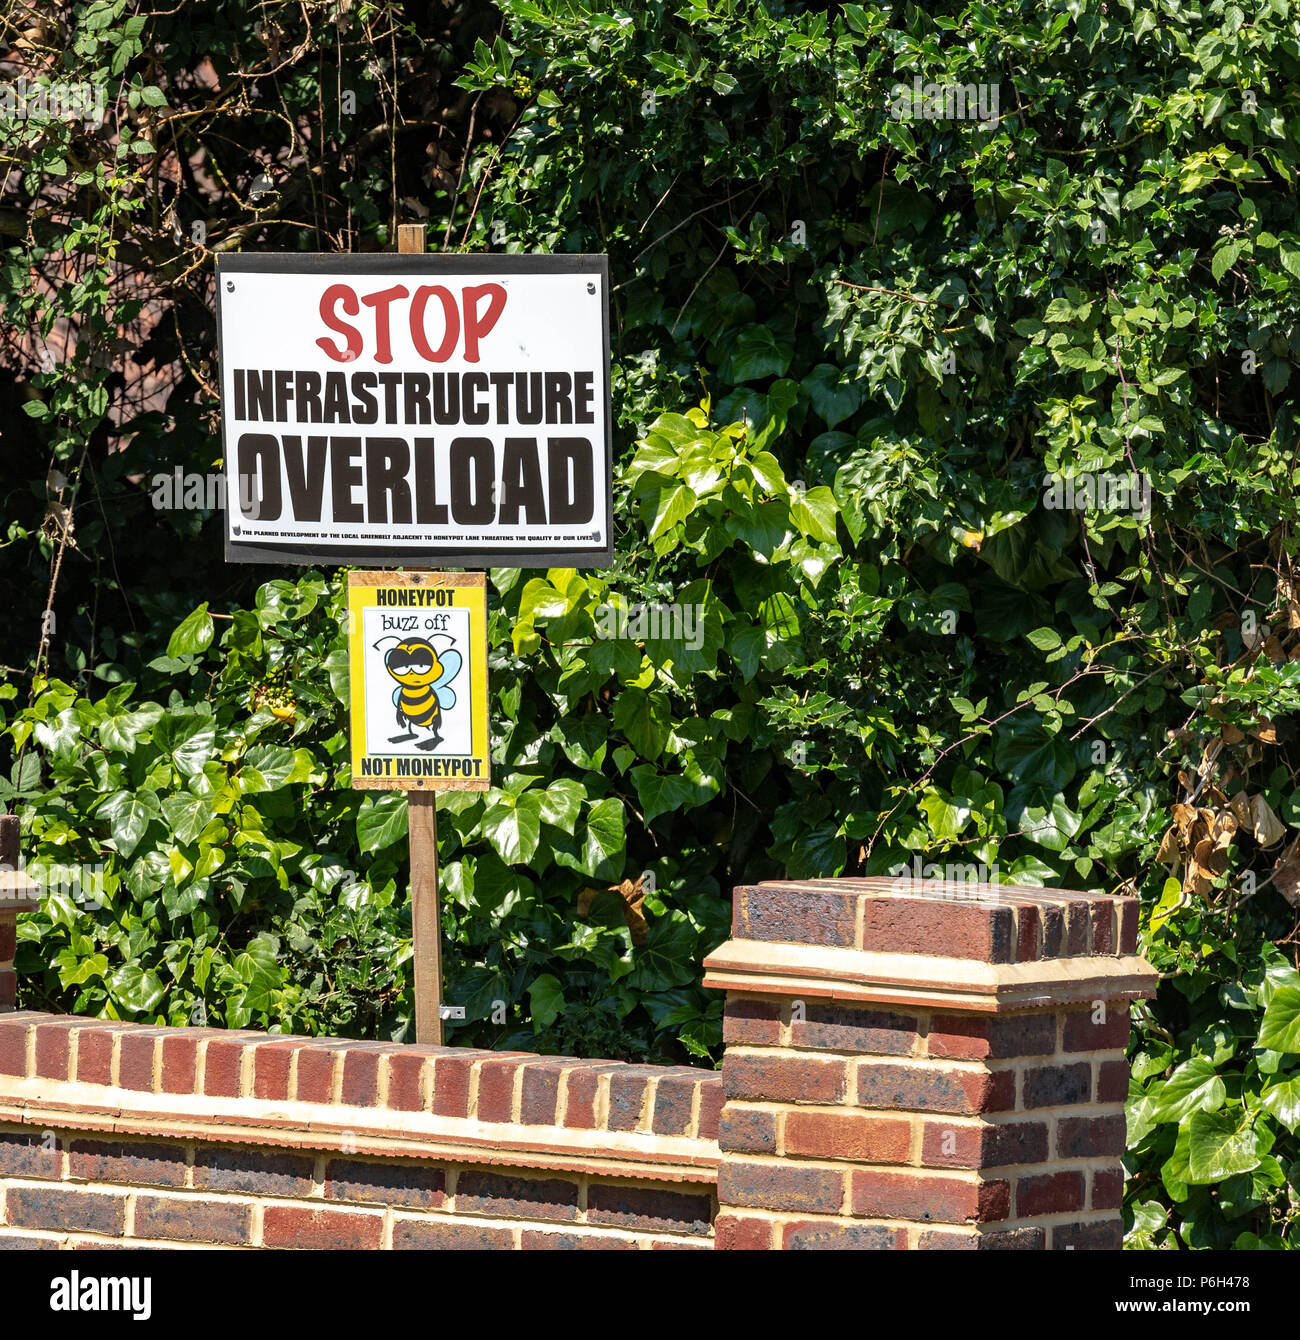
1258, 986, 1300, 1053
1147, 1057, 1227, 1123
482, 791, 543, 865
581, 798, 626, 880
97, 788, 161, 859
527, 973, 565, 1028
105, 961, 166, 1014
356, 794, 409, 850
167, 603, 214, 657
1185, 1109, 1268, 1183
1258, 1077, 1300, 1133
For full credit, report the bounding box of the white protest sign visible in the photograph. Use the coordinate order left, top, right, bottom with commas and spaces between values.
215, 253, 612, 568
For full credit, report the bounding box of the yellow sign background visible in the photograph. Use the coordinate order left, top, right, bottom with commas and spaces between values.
347, 571, 490, 791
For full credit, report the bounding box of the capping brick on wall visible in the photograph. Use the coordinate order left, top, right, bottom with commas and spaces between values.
703, 877, 1157, 1250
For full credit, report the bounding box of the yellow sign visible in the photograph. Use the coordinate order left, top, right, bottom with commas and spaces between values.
347, 572, 490, 791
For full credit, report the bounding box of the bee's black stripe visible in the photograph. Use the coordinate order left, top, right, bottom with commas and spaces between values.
401, 686, 435, 706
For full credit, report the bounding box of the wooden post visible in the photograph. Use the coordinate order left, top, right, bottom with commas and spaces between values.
408, 788, 443, 1044
395, 221, 443, 1045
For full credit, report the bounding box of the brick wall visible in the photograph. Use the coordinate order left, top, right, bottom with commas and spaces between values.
0, 876, 1156, 1249
0, 1015, 720, 1249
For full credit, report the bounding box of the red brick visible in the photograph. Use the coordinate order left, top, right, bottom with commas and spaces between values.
697, 1077, 724, 1140
737, 884, 857, 947
919, 1226, 1044, 1249
1015, 905, 1040, 962
586, 1183, 713, 1235
791, 1003, 917, 1055
1118, 898, 1139, 953
519, 1060, 564, 1125
4, 1186, 125, 1236
454, 1170, 577, 1221
192, 1147, 313, 1196
723, 998, 781, 1045
718, 1105, 778, 1154
476, 1057, 524, 1122
1021, 1063, 1090, 1108
561, 1065, 600, 1129
263, 1205, 383, 1250
202, 1036, 246, 1097
252, 1039, 296, 1100
714, 1212, 774, 1250
0, 918, 15, 961
294, 1045, 340, 1103
119, 1029, 162, 1092
0, 968, 14, 1009
75, 1026, 117, 1086
921, 1120, 1049, 1169
782, 1220, 905, 1249
1092, 1168, 1123, 1210
432, 1054, 475, 1118
850, 1170, 1009, 1224
717, 1160, 843, 1215
519, 1229, 638, 1249
324, 1158, 445, 1208
33, 1020, 74, 1080
1063, 1004, 1131, 1052
393, 1219, 512, 1249
0, 1016, 27, 1074
341, 1046, 382, 1106
1056, 1114, 1126, 1159
0, 1129, 62, 1179
1015, 1171, 1085, 1216
928, 1013, 1055, 1060
68, 1138, 187, 1188
860, 897, 1014, 963
724, 1053, 847, 1104
856, 1061, 1014, 1114
386, 1051, 428, 1112
1096, 1058, 1129, 1103
1065, 902, 1090, 956
651, 1071, 698, 1136
134, 1195, 251, 1245
1051, 1219, 1122, 1250
607, 1066, 657, 1131
159, 1033, 198, 1095
784, 1110, 911, 1164
1090, 901, 1115, 953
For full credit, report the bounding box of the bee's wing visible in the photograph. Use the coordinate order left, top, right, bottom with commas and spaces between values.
432, 649, 462, 709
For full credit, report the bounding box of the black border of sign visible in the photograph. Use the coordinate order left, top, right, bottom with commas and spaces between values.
213, 252, 614, 571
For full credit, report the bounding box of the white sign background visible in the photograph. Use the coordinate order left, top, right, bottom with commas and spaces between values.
359, 604, 473, 759
215, 256, 611, 567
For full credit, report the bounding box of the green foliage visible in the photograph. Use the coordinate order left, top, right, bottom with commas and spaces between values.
5, 0, 1300, 1244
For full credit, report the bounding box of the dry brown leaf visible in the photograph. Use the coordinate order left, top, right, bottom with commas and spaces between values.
1274, 839, 1300, 909
1250, 794, 1286, 848
1220, 722, 1245, 744
1228, 793, 1252, 828
575, 877, 649, 945
1251, 720, 1279, 744
1156, 824, 1180, 864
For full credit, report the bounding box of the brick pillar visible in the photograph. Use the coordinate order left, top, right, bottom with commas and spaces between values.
702, 877, 1157, 1250
0, 815, 38, 1011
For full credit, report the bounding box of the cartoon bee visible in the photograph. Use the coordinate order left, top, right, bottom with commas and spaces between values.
375, 635, 462, 751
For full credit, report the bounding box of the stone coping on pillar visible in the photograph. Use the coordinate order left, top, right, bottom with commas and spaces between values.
702, 878, 1157, 1012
